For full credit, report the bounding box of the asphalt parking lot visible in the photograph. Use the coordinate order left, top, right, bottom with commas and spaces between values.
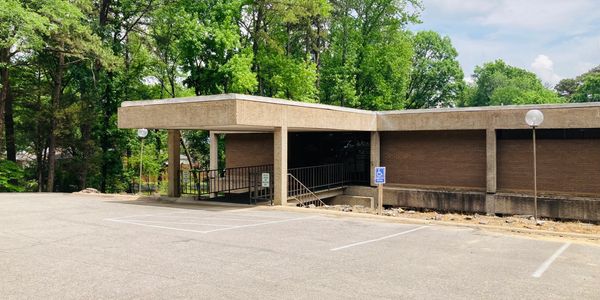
1, 193, 599, 299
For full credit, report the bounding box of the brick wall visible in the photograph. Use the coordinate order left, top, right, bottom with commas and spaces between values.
225, 133, 274, 168
381, 130, 487, 189
497, 139, 600, 195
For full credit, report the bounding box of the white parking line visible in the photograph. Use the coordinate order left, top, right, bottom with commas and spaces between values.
532, 242, 571, 278
104, 215, 317, 234
140, 215, 277, 223
109, 211, 189, 220
106, 219, 217, 234
114, 219, 234, 227
330, 226, 429, 251
202, 216, 318, 233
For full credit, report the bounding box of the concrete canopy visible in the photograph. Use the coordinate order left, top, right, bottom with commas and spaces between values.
118, 94, 376, 132
118, 93, 600, 132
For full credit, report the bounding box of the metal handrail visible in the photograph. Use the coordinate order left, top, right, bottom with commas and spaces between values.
288, 173, 326, 207
180, 164, 274, 199
287, 163, 347, 192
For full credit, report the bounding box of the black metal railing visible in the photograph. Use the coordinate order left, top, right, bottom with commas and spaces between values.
180, 164, 274, 199
287, 163, 348, 193
180, 162, 368, 204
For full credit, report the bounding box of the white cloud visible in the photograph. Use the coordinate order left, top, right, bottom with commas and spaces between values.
479, 0, 596, 31
531, 55, 562, 86
413, 0, 600, 81
424, 0, 498, 15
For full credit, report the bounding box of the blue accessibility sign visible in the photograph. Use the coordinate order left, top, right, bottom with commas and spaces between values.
374, 167, 386, 184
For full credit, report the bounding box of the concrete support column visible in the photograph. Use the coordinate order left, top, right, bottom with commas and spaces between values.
485, 128, 497, 214
273, 126, 288, 206
209, 131, 218, 198
209, 131, 218, 170
370, 131, 381, 187
167, 129, 181, 198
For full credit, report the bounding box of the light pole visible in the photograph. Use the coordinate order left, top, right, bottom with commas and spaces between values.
525, 110, 544, 222
137, 128, 148, 194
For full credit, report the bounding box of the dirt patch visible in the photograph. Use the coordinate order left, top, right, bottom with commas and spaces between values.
319, 205, 600, 236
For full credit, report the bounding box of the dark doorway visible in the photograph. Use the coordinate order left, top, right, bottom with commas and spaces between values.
288, 132, 370, 185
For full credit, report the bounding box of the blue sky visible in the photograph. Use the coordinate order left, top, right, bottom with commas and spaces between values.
410, 0, 600, 86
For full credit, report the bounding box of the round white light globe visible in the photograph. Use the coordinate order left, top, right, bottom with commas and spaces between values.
137, 128, 148, 138
525, 109, 544, 127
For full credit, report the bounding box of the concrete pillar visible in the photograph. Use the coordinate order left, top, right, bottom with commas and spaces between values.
209, 131, 218, 198
485, 128, 496, 214
167, 129, 181, 198
370, 131, 381, 187
209, 131, 218, 170
273, 126, 288, 206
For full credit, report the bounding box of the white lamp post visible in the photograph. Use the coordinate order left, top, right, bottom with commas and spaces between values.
525, 110, 544, 222
137, 128, 148, 194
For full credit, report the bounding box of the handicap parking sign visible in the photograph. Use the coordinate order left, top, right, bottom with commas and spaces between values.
374, 167, 386, 184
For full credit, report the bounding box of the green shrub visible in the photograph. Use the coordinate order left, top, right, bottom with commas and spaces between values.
0, 160, 25, 192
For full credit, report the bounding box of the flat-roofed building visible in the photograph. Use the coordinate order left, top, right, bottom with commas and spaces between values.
118, 94, 600, 221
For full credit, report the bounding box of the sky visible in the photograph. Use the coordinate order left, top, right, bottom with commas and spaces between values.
410, 0, 600, 86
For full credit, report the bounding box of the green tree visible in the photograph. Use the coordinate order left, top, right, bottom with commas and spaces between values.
0, 160, 25, 191
555, 66, 600, 102
463, 60, 561, 107
0, 0, 48, 160
175, 0, 256, 96
572, 73, 600, 102
35, 0, 115, 192
405, 31, 464, 109
320, 0, 421, 110
241, 0, 330, 101
94, 0, 158, 192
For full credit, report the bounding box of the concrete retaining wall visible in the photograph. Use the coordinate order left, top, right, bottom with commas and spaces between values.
329, 195, 374, 209
494, 193, 600, 222
345, 185, 600, 222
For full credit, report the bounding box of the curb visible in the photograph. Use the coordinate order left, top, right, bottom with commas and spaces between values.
269, 205, 600, 243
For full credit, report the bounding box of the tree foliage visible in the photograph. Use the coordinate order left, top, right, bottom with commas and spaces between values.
0, 160, 25, 192
405, 31, 463, 108
0, 0, 575, 193
556, 66, 600, 103
320, 0, 421, 110
460, 60, 562, 107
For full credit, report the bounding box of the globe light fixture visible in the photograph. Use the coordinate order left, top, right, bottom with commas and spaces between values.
525, 109, 544, 127
525, 110, 544, 223
137, 128, 149, 138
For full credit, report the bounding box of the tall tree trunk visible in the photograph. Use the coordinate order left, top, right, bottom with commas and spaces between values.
4, 85, 15, 162
47, 49, 65, 192
99, 71, 113, 193
79, 95, 92, 189
180, 137, 199, 184
35, 66, 44, 192
0, 47, 9, 156
36, 148, 44, 192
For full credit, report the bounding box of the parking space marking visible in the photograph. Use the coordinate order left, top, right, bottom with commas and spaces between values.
330, 226, 429, 251
532, 242, 572, 278
109, 211, 189, 220
141, 215, 280, 223
114, 220, 234, 227
105, 218, 217, 234
104, 215, 317, 234
201, 216, 318, 233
